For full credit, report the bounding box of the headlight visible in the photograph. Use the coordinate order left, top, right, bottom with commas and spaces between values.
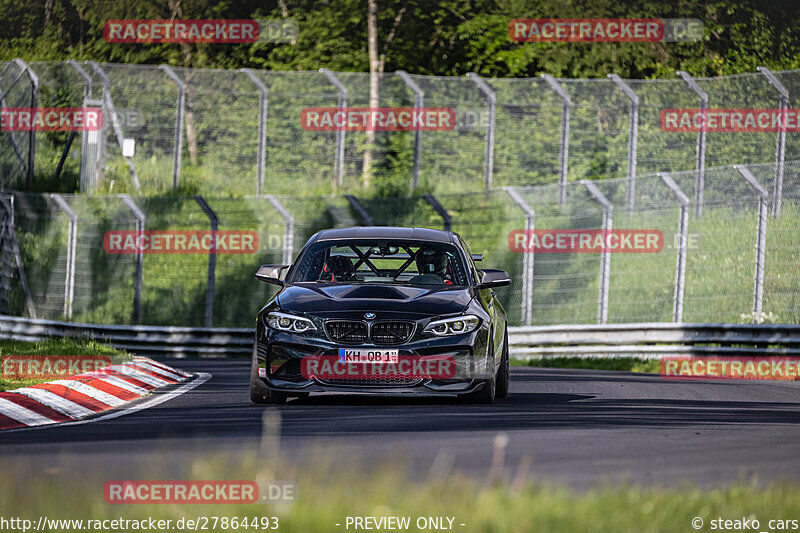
424, 315, 480, 336
266, 311, 316, 333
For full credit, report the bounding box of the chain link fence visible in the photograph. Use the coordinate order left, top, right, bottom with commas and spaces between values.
3, 61, 799, 202
0, 60, 38, 188
1, 160, 798, 327
2, 61, 799, 326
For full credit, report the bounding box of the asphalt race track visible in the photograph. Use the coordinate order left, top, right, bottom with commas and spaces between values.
1, 358, 799, 488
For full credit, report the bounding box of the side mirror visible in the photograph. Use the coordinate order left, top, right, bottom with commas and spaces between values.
477, 269, 511, 289
471, 253, 484, 262
255, 264, 290, 286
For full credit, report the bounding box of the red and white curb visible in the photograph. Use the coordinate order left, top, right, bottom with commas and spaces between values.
0, 357, 194, 431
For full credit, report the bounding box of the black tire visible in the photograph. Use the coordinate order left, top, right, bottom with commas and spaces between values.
461, 333, 496, 404
495, 328, 509, 398
250, 341, 287, 404
250, 385, 288, 404
463, 376, 495, 404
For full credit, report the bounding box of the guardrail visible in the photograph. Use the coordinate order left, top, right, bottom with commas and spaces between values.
509, 323, 800, 358
1, 315, 799, 359
0, 314, 252, 357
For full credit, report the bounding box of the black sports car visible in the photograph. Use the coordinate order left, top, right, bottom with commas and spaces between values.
249, 226, 511, 403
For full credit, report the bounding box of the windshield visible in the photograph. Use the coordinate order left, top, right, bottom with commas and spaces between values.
288, 239, 471, 286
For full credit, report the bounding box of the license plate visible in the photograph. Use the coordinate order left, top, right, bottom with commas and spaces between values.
338, 348, 399, 364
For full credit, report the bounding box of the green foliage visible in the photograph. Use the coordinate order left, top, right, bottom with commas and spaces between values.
2, 0, 799, 77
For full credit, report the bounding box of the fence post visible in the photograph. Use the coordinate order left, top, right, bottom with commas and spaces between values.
320, 69, 347, 188
0, 62, 33, 184
0, 198, 13, 315
344, 194, 375, 225
50, 194, 77, 320
677, 71, 707, 217
63, 61, 95, 186
396, 71, 424, 190
0, 194, 36, 318
265, 195, 295, 265
87, 61, 141, 191
242, 69, 269, 196
119, 194, 145, 325
13, 59, 38, 185
542, 74, 571, 207
659, 173, 690, 322
608, 74, 639, 213
504, 186, 535, 326
66, 59, 92, 99
734, 165, 768, 323
75, 97, 105, 193
581, 180, 612, 324
757, 66, 789, 218
422, 194, 452, 232
467, 73, 496, 191
194, 195, 217, 327
160, 65, 186, 191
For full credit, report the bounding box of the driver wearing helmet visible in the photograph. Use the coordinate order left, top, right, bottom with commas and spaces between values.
409, 247, 453, 285
322, 255, 356, 281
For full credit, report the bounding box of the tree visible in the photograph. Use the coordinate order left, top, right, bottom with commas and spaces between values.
363, 0, 379, 188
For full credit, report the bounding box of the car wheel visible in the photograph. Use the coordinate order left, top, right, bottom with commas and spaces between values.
250, 387, 288, 404
495, 328, 509, 398
461, 333, 496, 404
250, 343, 287, 405
468, 377, 495, 403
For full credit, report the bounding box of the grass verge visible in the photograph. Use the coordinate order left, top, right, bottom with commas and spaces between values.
2, 446, 798, 532
0, 337, 131, 392
511, 356, 660, 373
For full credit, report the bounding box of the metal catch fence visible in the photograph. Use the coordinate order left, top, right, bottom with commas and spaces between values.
2, 61, 800, 207
0, 160, 797, 327
2, 62, 800, 327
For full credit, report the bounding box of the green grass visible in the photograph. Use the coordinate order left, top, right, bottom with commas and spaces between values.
511, 356, 660, 373
0, 337, 131, 392
2, 445, 799, 533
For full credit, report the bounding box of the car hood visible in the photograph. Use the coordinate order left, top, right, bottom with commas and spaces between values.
277, 284, 474, 317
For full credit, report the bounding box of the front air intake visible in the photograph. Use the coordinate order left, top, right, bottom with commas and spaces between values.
325, 320, 368, 344
371, 322, 415, 344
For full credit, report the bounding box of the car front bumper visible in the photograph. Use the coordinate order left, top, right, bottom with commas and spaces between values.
251, 322, 491, 396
